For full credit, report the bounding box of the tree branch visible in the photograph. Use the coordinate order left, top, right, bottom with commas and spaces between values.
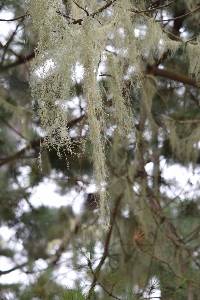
87, 194, 122, 299
0, 262, 27, 276
147, 65, 199, 88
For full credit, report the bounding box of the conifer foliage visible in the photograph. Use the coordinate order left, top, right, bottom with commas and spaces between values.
0, 0, 200, 299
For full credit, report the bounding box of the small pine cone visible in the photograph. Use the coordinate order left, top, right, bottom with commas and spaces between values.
133, 228, 152, 253
133, 229, 145, 247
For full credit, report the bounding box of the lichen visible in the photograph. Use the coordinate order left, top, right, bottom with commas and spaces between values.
28, 0, 200, 221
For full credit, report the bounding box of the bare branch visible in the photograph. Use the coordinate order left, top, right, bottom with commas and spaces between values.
87, 194, 122, 299
0, 262, 27, 276
0, 15, 27, 22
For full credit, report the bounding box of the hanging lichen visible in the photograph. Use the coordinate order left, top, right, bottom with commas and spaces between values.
186, 41, 200, 81
81, 19, 109, 223
185, 0, 199, 9
28, 0, 200, 222
164, 117, 200, 164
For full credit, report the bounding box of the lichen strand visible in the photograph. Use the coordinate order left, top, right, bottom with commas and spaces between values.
165, 118, 200, 164
107, 55, 133, 136
187, 42, 200, 81
29, 0, 65, 53
142, 77, 158, 130
185, 0, 199, 9
82, 20, 109, 223
143, 19, 165, 64
29, 0, 73, 154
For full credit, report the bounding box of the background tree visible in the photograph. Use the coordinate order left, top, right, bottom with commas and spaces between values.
0, 0, 200, 299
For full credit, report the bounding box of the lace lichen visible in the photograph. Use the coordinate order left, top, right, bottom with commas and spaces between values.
165, 117, 200, 163
82, 19, 109, 224
29, 0, 200, 222
187, 41, 200, 81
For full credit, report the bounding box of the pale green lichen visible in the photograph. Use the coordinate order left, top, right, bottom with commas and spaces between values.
165, 117, 200, 163
28, 0, 200, 222
185, 0, 199, 9
186, 41, 200, 80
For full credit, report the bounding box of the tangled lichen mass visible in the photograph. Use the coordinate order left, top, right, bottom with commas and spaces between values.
29, 0, 200, 219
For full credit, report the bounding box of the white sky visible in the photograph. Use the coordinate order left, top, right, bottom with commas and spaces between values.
0, 11, 17, 44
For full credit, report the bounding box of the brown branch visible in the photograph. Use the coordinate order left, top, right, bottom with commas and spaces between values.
0, 115, 85, 168
146, 65, 199, 88
87, 194, 122, 299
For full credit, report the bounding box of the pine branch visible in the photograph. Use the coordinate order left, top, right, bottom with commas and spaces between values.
87, 194, 122, 299
147, 65, 199, 88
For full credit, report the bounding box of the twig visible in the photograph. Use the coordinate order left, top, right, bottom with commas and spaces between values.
0, 262, 27, 276
86, 194, 122, 299
86, 251, 121, 300
90, 0, 117, 18
0, 15, 27, 22
1, 21, 22, 64
58, 0, 117, 25
72, 0, 89, 16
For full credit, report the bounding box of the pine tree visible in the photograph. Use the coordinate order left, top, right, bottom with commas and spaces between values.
0, 0, 200, 299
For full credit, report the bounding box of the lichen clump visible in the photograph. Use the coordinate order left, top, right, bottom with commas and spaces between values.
29, 0, 200, 219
